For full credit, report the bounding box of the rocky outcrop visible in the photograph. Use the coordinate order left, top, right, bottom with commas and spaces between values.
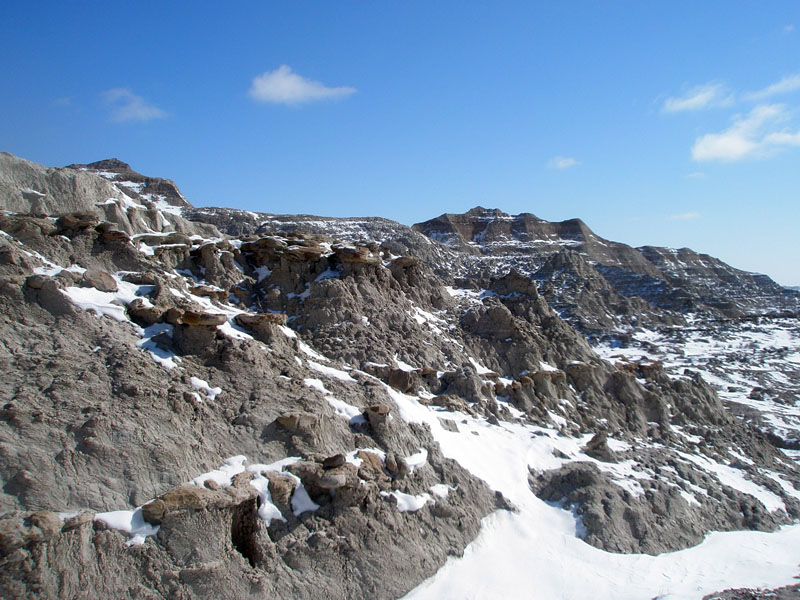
413, 206, 800, 331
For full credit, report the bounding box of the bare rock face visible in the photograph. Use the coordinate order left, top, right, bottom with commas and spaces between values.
276, 412, 320, 433
532, 459, 787, 555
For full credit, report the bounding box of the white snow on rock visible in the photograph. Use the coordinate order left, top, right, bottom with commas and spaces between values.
325, 397, 366, 425
61, 286, 130, 322
304, 377, 365, 425
429, 484, 454, 499
279, 325, 297, 339
314, 267, 340, 282
675, 450, 786, 513
33, 263, 85, 277
469, 357, 494, 375
381, 490, 431, 513
248, 477, 285, 524
153, 198, 184, 217
308, 361, 356, 382
190, 455, 320, 520
253, 265, 271, 282
94, 508, 159, 547
137, 323, 181, 370
190, 455, 248, 487
91, 455, 320, 546
303, 378, 331, 395
344, 448, 386, 468
57, 272, 190, 370
298, 340, 329, 362
393, 354, 418, 372
289, 486, 320, 516
405, 448, 428, 472
190, 376, 222, 402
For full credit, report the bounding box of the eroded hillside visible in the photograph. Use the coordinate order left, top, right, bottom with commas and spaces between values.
1, 153, 799, 598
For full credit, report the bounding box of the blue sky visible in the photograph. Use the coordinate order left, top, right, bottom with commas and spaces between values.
2, 2, 799, 284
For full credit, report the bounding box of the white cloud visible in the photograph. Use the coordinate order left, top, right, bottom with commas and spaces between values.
784, 24, 795, 33
686, 172, 706, 179
669, 212, 702, 221
248, 65, 356, 105
103, 88, 166, 123
546, 156, 580, 169
743, 74, 800, 101
662, 82, 733, 113
691, 104, 800, 162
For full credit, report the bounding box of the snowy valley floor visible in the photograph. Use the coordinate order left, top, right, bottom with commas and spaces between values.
395, 389, 800, 600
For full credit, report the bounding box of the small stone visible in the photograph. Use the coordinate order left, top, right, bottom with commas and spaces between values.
317, 471, 347, 490
266, 473, 296, 511
322, 454, 346, 469
385, 453, 409, 479
25, 274, 50, 290
276, 412, 319, 432
385, 453, 398, 474
61, 511, 95, 532
583, 432, 619, 463
438, 418, 459, 432
141, 499, 167, 525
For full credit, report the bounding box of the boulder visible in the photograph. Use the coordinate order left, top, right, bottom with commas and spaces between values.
387, 368, 417, 393
317, 471, 348, 490
191, 285, 228, 301
126, 298, 163, 325
82, 269, 118, 293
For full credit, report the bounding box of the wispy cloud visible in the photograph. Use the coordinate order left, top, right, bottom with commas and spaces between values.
249, 65, 356, 105
691, 104, 800, 162
662, 82, 733, 113
784, 24, 796, 34
546, 156, 580, 169
743, 74, 800, 101
669, 212, 702, 221
52, 96, 72, 107
686, 172, 706, 179
103, 88, 166, 123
